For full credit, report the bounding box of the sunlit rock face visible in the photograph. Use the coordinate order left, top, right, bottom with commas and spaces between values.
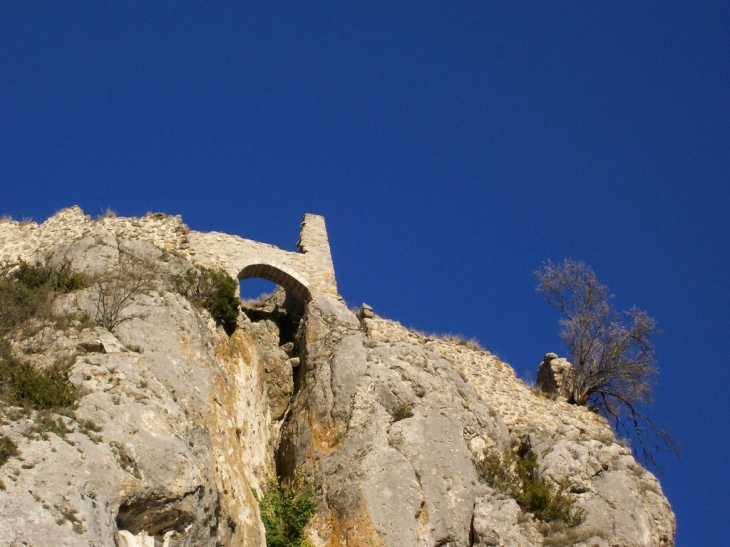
280, 299, 674, 547
0, 224, 273, 546
0, 208, 674, 547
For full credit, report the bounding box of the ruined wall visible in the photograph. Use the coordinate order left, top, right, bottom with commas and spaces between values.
0, 207, 676, 546
0, 207, 338, 301
187, 213, 337, 301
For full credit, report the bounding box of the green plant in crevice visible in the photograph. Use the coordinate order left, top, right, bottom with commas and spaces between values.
0, 259, 89, 414
257, 470, 317, 547
390, 402, 414, 422
12, 258, 89, 294
0, 340, 77, 411
171, 266, 240, 334
0, 435, 19, 467
0, 266, 50, 336
0, 258, 90, 337
3, 360, 76, 410
475, 448, 584, 526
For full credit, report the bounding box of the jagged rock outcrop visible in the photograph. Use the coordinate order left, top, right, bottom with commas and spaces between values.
0, 208, 675, 546
0, 227, 274, 546
536, 352, 573, 401
277, 302, 674, 547
279, 296, 511, 546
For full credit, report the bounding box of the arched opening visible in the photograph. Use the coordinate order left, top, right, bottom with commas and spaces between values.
237, 264, 307, 426
237, 262, 308, 354
237, 263, 311, 303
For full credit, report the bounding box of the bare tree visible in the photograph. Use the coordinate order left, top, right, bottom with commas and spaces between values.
92, 253, 157, 331
536, 259, 678, 468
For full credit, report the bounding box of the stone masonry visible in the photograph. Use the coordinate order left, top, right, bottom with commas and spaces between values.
536, 352, 574, 400
0, 207, 338, 301
360, 314, 610, 440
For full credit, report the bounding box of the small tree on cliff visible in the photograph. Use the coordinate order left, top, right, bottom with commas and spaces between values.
535, 259, 678, 468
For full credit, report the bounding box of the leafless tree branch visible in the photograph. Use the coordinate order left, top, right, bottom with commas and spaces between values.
91, 253, 157, 331
536, 259, 679, 469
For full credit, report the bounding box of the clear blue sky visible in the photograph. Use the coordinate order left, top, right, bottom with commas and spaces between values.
2, 3, 728, 544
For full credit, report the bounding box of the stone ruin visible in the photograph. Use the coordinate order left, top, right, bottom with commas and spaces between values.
536, 352, 573, 400
0, 206, 338, 302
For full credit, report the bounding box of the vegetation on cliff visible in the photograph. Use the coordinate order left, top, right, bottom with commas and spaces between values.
0, 259, 87, 411
536, 259, 679, 467
171, 266, 240, 334
476, 447, 584, 526
257, 472, 316, 547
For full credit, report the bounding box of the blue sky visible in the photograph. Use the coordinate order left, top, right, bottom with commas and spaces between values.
2, 2, 728, 544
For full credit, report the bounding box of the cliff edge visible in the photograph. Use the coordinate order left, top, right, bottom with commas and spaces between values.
0, 208, 674, 546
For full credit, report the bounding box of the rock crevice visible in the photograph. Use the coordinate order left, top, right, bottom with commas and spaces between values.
0, 209, 675, 547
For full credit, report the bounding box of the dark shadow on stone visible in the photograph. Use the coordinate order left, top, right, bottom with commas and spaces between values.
241, 289, 304, 350
116, 486, 203, 538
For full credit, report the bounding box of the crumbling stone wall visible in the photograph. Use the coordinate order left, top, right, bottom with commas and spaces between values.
536, 352, 574, 401
0, 207, 338, 301
363, 318, 607, 439
188, 213, 337, 301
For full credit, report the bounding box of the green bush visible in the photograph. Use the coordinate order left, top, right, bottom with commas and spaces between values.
390, 402, 414, 422
0, 355, 77, 410
9, 260, 49, 289
0, 258, 89, 336
257, 473, 316, 547
0, 272, 49, 336
172, 267, 240, 334
475, 449, 584, 526
0, 259, 82, 413
0, 435, 19, 467
12, 258, 89, 293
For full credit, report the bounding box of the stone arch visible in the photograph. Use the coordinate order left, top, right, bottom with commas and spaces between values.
238, 263, 311, 302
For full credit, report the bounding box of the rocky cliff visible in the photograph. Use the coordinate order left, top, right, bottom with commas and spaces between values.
0, 208, 674, 546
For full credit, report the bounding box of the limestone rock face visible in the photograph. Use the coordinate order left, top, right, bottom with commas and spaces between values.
0, 229, 273, 546
277, 301, 674, 547
278, 296, 511, 547
0, 208, 675, 547
471, 493, 542, 547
